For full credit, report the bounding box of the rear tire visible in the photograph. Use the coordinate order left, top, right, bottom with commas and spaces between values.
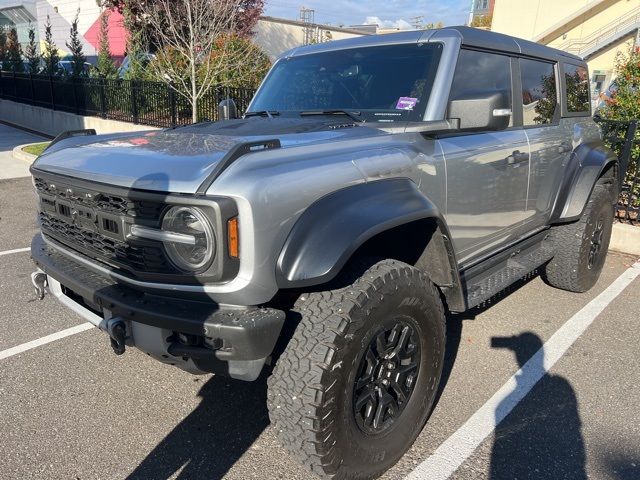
544, 180, 614, 293
267, 259, 446, 479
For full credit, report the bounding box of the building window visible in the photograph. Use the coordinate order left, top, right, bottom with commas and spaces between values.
564, 64, 590, 113
475, 0, 489, 11
520, 58, 557, 126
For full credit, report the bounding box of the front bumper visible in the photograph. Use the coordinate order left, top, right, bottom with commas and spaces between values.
31, 234, 285, 380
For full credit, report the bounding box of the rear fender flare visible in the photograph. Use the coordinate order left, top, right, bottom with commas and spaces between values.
550, 142, 618, 223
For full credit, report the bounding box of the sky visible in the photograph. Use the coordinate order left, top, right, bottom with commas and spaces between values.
263, 0, 472, 29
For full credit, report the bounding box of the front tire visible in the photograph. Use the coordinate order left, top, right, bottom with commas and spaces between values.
544, 179, 614, 293
267, 259, 446, 479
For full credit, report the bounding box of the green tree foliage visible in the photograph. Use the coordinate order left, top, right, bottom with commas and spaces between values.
599, 48, 640, 211
600, 48, 640, 121
66, 10, 87, 76
4, 27, 23, 72
43, 15, 61, 75
25, 24, 41, 74
470, 14, 492, 28
95, 10, 118, 78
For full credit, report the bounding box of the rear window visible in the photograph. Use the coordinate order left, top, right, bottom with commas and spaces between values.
564, 64, 590, 113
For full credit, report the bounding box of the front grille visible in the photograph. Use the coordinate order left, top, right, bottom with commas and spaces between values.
34, 177, 164, 219
40, 212, 174, 273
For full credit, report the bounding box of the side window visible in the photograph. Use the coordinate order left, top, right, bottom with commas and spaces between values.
520, 58, 557, 126
564, 64, 590, 113
449, 49, 513, 126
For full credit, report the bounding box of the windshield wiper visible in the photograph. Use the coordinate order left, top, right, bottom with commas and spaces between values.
299, 110, 364, 123
244, 110, 280, 119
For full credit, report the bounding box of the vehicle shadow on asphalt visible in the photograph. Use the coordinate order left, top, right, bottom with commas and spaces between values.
126, 374, 269, 480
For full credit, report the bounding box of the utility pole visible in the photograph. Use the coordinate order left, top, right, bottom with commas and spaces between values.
300, 7, 315, 45
409, 15, 424, 30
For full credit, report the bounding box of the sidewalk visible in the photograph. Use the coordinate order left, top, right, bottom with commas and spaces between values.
0, 123, 44, 180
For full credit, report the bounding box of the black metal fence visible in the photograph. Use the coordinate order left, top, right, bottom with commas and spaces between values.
0, 70, 256, 128
597, 119, 640, 224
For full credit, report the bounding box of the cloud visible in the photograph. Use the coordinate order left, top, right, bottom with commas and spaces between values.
364, 16, 414, 30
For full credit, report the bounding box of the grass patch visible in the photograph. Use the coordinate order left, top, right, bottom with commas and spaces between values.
22, 142, 50, 157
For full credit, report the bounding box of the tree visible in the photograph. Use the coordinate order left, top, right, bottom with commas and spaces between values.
95, 10, 119, 78
0, 29, 7, 67
104, 0, 264, 39
25, 24, 41, 74
43, 15, 61, 75
4, 27, 23, 72
143, 0, 264, 122
600, 48, 640, 120
66, 10, 87, 76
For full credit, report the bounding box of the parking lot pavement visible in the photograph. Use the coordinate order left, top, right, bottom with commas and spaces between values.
0, 123, 44, 181
1, 175, 639, 479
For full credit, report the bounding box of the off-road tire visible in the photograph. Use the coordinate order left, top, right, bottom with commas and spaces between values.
544, 179, 614, 292
267, 259, 446, 480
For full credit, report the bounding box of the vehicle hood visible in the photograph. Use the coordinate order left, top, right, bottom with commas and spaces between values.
32, 117, 389, 194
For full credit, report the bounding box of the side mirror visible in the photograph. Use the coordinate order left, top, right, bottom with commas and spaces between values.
218, 99, 238, 120
447, 91, 511, 131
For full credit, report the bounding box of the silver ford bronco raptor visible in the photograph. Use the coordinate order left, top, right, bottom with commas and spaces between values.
30, 27, 620, 479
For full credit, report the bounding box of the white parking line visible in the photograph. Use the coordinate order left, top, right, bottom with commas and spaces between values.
406, 261, 640, 480
0, 247, 30, 256
0, 323, 94, 361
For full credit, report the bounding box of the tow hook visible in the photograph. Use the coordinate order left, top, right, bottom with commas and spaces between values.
30, 271, 48, 300
107, 318, 127, 355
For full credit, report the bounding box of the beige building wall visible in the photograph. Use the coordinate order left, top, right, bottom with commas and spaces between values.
254, 17, 365, 60
491, 0, 639, 99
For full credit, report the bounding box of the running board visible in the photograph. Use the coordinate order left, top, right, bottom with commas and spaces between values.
461, 231, 554, 309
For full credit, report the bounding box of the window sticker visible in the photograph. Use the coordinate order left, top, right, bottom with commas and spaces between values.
396, 97, 418, 110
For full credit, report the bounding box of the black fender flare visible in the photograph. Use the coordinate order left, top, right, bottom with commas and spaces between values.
550, 142, 618, 223
276, 178, 464, 311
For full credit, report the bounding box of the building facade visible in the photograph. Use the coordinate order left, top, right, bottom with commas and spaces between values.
490, 0, 640, 102
0, 0, 127, 62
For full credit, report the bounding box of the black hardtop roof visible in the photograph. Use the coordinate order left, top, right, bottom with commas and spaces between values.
285, 25, 584, 65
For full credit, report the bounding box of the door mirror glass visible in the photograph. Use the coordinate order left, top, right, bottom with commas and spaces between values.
448, 91, 511, 131
218, 99, 238, 120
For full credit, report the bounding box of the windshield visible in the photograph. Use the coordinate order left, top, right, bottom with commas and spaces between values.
250, 43, 443, 122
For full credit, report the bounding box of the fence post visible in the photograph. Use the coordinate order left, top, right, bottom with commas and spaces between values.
49, 75, 55, 110
169, 85, 177, 128
130, 80, 139, 124
99, 78, 107, 118
72, 77, 80, 115
29, 73, 35, 105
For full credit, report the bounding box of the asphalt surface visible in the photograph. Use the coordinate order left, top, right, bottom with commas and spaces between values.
1, 170, 639, 478
0, 122, 43, 180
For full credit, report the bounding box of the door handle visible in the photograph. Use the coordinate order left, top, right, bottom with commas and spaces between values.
506, 150, 529, 165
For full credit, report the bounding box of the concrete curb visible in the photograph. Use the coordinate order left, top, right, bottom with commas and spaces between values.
610, 222, 640, 256
12, 144, 38, 164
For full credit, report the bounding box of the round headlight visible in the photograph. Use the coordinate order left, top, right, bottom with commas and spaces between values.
161, 207, 215, 272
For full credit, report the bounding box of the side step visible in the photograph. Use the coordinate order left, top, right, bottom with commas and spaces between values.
461, 231, 554, 309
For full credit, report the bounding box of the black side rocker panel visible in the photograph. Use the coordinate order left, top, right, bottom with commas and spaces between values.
550, 142, 618, 223
276, 178, 465, 311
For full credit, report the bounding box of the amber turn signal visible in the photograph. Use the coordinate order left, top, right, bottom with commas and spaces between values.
227, 217, 239, 258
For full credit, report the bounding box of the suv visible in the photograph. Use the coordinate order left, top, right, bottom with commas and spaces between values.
30, 27, 619, 479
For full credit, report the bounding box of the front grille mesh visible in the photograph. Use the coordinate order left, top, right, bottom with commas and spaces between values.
34, 177, 164, 219
40, 212, 174, 273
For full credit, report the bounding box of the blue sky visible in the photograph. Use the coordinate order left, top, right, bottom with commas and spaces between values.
264, 0, 472, 29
